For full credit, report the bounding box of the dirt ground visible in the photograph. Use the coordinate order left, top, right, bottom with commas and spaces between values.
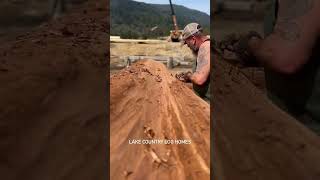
110, 60, 210, 180
212, 59, 320, 180
0, 0, 88, 41
0, 0, 107, 179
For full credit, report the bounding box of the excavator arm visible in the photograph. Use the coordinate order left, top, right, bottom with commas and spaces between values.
169, 0, 182, 42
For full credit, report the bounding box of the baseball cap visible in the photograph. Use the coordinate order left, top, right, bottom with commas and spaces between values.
181, 23, 203, 45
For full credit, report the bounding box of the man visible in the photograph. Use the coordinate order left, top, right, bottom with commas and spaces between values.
176, 23, 211, 102
234, 0, 320, 133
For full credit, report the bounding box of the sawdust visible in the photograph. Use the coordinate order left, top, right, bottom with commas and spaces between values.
110, 60, 210, 180
212, 59, 320, 180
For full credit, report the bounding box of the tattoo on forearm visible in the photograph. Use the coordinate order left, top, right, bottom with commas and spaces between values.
273, 0, 313, 42
278, 0, 314, 19
274, 20, 301, 41
196, 59, 208, 73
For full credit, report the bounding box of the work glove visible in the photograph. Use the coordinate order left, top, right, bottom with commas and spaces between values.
175, 71, 192, 83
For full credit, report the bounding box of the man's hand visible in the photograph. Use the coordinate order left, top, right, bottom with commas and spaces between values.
218, 31, 261, 66
233, 31, 262, 66
217, 33, 241, 53
175, 71, 192, 83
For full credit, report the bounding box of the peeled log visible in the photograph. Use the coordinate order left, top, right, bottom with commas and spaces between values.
110, 60, 210, 180
213, 60, 320, 180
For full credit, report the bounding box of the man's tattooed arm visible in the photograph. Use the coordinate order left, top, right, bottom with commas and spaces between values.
274, 0, 314, 42
246, 0, 319, 74
274, 21, 301, 41
195, 45, 210, 74
189, 43, 210, 85
277, 0, 314, 19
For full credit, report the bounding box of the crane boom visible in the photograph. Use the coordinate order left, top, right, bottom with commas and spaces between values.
169, 0, 175, 15
169, 0, 179, 31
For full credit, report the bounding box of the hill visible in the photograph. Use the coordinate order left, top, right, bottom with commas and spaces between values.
110, 0, 210, 39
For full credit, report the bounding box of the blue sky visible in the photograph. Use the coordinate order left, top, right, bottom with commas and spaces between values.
133, 0, 210, 15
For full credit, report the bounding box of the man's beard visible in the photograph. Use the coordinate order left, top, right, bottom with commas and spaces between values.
189, 43, 199, 54
192, 49, 199, 56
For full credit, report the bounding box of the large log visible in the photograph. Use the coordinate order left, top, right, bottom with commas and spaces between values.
110, 60, 210, 180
